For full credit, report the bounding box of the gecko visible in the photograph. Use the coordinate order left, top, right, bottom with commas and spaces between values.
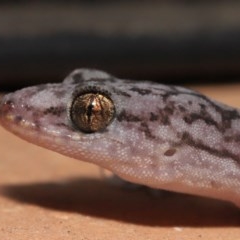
0, 68, 240, 208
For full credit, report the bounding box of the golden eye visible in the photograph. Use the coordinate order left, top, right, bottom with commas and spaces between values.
70, 88, 115, 133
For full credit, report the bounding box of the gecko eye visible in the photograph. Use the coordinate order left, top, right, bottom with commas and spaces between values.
70, 87, 115, 133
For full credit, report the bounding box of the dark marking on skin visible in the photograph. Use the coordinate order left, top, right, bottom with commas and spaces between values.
139, 122, 156, 139
186, 93, 240, 131
157, 102, 176, 125
24, 104, 32, 111
164, 148, 177, 156
112, 88, 131, 97
163, 104, 175, 115
158, 108, 170, 125
161, 90, 176, 102
199, 103, 206, 109
160, 88, 202, 104
130, 87, 152, 95
221, 109, 239, 130
178, 132, 240, 163
43, 106, 65, 116
72, 73, 83, 84
6, 100, 14, 105
183, 112, 218, 129
150, 112, 158, 121
183, 114, 198, 124
224, 135, 240, 143
160, 89, 240, 133
178, 105, 186, 113
183, 100, 239, 133
14, 115, 22, 123
117, 110, 141, 122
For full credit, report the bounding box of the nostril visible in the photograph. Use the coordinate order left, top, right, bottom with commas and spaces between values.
0, 97, 15, 118
14, 115, 23, 123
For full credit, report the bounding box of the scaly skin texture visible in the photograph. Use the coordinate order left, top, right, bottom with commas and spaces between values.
1, 69, 240, 207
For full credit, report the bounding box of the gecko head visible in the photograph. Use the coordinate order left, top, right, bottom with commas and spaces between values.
0, 69, 166, 186
0, 69, 117, 155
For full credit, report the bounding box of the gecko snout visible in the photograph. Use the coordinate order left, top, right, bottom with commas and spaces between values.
0, 94, 25, 127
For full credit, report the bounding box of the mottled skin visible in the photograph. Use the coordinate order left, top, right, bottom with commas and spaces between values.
1, 69, 240, 207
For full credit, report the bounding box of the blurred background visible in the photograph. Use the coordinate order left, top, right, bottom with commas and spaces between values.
1, 0, 240, 90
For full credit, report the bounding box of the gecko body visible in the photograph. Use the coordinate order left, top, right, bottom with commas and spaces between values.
1, 69, 240, 207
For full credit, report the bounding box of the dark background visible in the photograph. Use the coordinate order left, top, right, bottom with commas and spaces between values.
1, 1, 240, 90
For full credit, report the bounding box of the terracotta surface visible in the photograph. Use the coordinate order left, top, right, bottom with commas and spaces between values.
0, 83, 240, 240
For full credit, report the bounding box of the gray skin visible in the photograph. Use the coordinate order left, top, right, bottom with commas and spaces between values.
1, 69, 240, 207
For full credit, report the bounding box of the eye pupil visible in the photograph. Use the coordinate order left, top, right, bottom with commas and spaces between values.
87, 101, 94, 121
70, 89, 115, 133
